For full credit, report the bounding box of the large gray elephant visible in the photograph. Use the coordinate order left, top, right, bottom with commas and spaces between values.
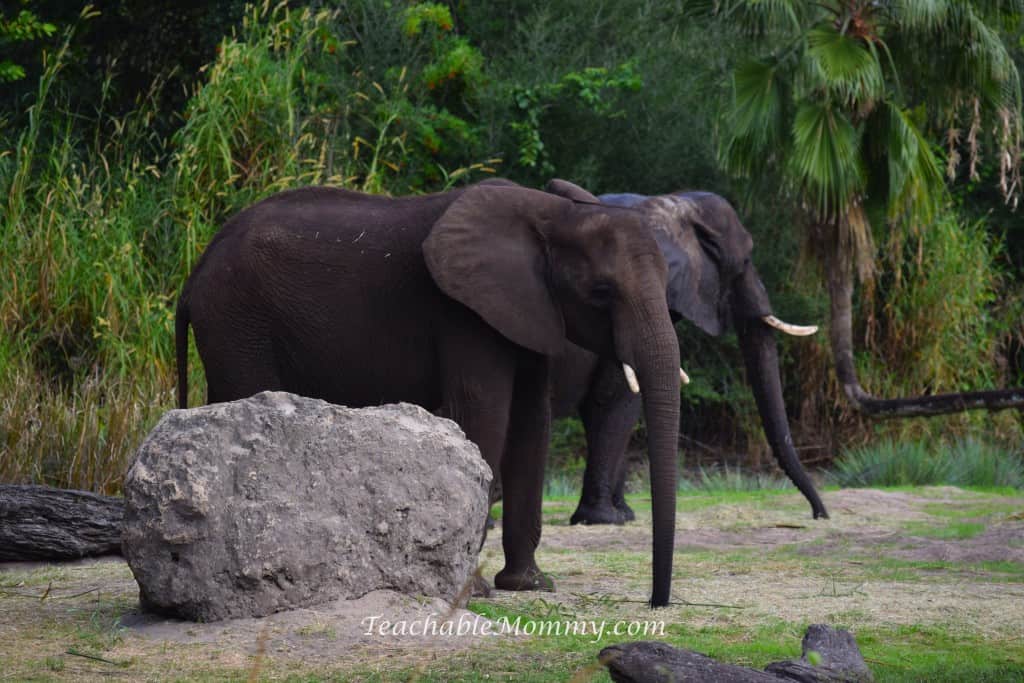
175, 179, 681, 606
544, 180, 828, 524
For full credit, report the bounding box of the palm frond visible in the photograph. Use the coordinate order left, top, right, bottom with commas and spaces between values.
891, 0, 950, 31
730, 59, 786, 142
806, 25, 885, 109
714, 0, 808, 38
877, 103, 946, 226
788, 101, 864, 220
963, 0, 1024, 20
720, 58, 787, 176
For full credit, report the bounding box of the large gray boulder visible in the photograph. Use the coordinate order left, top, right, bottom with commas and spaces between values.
122, 392, 492, 622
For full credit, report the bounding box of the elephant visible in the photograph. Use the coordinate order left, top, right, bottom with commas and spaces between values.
175, 179, 682, 607
543, 180, 828, 524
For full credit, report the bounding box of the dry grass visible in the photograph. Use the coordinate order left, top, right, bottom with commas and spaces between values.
1, 487, 1021, 681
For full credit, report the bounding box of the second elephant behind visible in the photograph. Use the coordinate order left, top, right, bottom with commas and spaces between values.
545, 181, 828, 523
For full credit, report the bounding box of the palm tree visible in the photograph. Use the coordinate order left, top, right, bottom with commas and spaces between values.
718, 0, 1024, 417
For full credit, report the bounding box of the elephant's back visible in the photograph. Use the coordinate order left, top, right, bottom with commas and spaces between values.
598, 193, 649, 208
227, 186, 457, 251
183, 185, 464, 409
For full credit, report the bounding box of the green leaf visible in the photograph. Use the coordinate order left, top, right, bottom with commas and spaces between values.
788, 101, 864, 219
806, 25, 884, 107
892, 0, 951, 31
877, 102, 945, 225
717, 0, 806, 38
721, 58, 786, 176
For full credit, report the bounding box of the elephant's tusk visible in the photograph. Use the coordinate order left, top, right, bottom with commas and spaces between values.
623, 364, 688, 390
762, 315, 818, 336
623, 364, 640, 394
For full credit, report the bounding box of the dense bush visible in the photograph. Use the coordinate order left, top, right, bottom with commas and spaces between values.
830, 439, 1024, 489
1, 1, 1021, 491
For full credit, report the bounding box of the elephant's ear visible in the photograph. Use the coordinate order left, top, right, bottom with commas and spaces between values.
647, 193, 755, 337
544, 178, 601, 204
424, 185, 568, 356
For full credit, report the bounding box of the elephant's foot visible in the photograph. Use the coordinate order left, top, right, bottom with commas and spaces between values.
494, 565, 555, 592
570, 500, 627, 525
612, 497, 636, 522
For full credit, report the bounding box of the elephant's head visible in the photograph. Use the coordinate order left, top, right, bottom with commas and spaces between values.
423, 182, 681, 606
548, 181, 827, 520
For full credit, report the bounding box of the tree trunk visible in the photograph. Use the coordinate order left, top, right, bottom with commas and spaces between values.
824, 233, 1024, 419
0, 485, 124, 561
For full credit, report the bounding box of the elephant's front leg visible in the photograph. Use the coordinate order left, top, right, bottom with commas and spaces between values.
572, 360, 642, 525
494, 352, 555, 592
438, 319, 518, 556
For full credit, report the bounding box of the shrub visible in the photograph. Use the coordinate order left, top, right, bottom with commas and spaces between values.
829, 438, 1023, 489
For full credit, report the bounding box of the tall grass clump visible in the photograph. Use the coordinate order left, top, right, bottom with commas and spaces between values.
1, 12, 177, 492
1, 2, 503, 491
172, 1, 338, 273
830, 438, 1023, 489
678, 464, 793, 493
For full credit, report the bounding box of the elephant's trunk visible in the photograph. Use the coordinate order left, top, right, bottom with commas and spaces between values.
735, 315, 829, 519
617, 290, 681, 607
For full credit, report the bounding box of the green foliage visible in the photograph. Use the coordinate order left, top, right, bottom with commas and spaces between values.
852, 213, 1022, 442
0, 4, 56, 82
2, 0, 1022, 490
829, 438, 1024, 488
0, 1, 501, 488
720, 0, 1024, 448
172, 1, 335, 269
402, 2, 453, 37
509, 62, 642, 177
678, 465, 793, 492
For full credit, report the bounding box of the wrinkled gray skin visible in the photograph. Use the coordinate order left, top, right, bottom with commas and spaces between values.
543, 181, 828, 524
176, 179, 681, 606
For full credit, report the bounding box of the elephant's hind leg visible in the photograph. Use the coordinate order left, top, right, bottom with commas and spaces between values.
572, 360, 642, 525
198, 328, 285, 404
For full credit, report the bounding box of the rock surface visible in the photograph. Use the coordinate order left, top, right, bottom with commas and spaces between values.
122, 392, 492, 622
600, 625, 872, 683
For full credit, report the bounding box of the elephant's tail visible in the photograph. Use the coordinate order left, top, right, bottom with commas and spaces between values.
175, 292, 191, 409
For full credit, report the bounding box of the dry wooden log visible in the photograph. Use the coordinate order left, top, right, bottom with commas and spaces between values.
0, 485, 124, 561
600, 625, 873, 683
765, 624, 873, 682
600, 641, 780, 683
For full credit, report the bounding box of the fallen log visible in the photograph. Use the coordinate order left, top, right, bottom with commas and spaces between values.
0, 485, 124, 561
600, 624, 873, 683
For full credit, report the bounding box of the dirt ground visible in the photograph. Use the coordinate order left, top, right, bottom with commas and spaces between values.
1, 486, 1022, 680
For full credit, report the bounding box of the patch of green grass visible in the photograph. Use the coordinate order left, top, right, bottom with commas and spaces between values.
904, 520, 987, 540
0, 566, 71, 589
856, 624, 1024, 682
921, 501, 1022, 519
341, 617, 1024, 682
296, 623, 338, 639
680, 465, 794, 493
858, 556, 1024, 582
496, 489, 806, 526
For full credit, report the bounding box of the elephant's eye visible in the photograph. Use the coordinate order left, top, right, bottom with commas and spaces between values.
589, 281, 615, 306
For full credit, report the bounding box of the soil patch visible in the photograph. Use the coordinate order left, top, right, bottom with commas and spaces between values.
0, 556, 506, 680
